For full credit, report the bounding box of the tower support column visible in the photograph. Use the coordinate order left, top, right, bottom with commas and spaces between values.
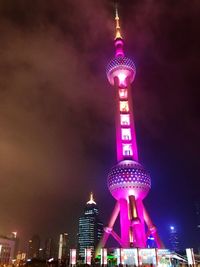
133, 199, 146, 247
96, 202, 120, 256
142, 203, 164, 248
119, 198, 129, 246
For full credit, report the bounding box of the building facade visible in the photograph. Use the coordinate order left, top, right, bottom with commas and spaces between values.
0, 236, 16, 265
58, 233, 69, 261
78, 193, 103, 259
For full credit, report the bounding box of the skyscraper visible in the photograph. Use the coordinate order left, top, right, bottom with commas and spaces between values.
44, 237, 56, 260
169, 226, 179, 252
0, 235, 16, 264
27, 235, 40, 259
58, 233, 69, 261
78, 193, 103, 259
98, 6, 163, 250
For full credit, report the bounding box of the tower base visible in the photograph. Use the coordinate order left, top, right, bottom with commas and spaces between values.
96, 200, 164, 256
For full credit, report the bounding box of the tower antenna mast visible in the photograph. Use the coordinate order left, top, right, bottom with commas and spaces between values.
115, 1, 122, 40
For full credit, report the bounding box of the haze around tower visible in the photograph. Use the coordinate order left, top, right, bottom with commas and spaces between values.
0, 0, 199, 250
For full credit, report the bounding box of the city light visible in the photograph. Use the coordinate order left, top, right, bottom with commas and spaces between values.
12, 232, 17, 238
70, 249, 76, 265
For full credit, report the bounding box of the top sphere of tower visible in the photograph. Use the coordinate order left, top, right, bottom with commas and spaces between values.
106, 56, 136, 86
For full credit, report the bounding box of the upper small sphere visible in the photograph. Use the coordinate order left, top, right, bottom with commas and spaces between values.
107, 160, 151, 200
106, 56, 136, 86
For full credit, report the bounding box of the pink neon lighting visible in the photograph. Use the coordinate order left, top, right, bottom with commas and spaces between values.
106, 57, 136, 86
70, 249, 76, 265
98, 7, 163, 254
115, 39, 125, 57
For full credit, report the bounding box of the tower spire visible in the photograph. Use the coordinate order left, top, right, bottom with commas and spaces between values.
87, 192, 96, 205
115, 2, 122, 40
114, 3, 124, 57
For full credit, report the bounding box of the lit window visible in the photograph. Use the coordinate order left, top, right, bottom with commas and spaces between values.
120, 101, 129, 112
122, 144, 133, 156
118, 72, 126, 86
119, 89, 128, 99
120, 114, 130, 125
121, 128, 131, 140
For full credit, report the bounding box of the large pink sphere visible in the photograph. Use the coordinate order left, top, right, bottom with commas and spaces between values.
107, 160, 151, 200
106, 56, 136, 86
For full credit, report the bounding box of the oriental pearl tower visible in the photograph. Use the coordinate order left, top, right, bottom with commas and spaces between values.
99, 6, 164, 249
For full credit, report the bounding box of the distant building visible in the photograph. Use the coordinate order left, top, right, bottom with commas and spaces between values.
38, 247, 44, 260
44, 237, 56, 260
195, 201, 200, 251
0, 235, 16, 264
27, 235, 40, 259
169, 226, 180, 252
6, 232, 19, 258
16, 251, 26, 265
78, 193, 103, 259
147, 235, 157, 248
58, 233, 69, 261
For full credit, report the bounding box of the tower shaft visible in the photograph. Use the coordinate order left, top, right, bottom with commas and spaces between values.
114, 76, 138, 162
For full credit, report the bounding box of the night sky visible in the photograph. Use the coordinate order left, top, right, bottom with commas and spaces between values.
0, 0, 199, 251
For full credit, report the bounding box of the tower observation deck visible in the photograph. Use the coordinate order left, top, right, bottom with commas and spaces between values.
97, 6, 163, 250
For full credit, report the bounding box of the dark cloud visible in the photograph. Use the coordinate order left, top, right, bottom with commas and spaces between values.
0, 0, 199, 250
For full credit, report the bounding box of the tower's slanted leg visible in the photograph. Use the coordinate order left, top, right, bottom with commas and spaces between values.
142, 203, 164, 248
119, 198, 130, 247
109, 229, 124, 247
95, 201, 120, 256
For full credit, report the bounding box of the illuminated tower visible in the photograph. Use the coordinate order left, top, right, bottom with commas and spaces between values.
99, 7, 163, 249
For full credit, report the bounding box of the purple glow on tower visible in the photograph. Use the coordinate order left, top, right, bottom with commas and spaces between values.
97, 6, 163, 252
